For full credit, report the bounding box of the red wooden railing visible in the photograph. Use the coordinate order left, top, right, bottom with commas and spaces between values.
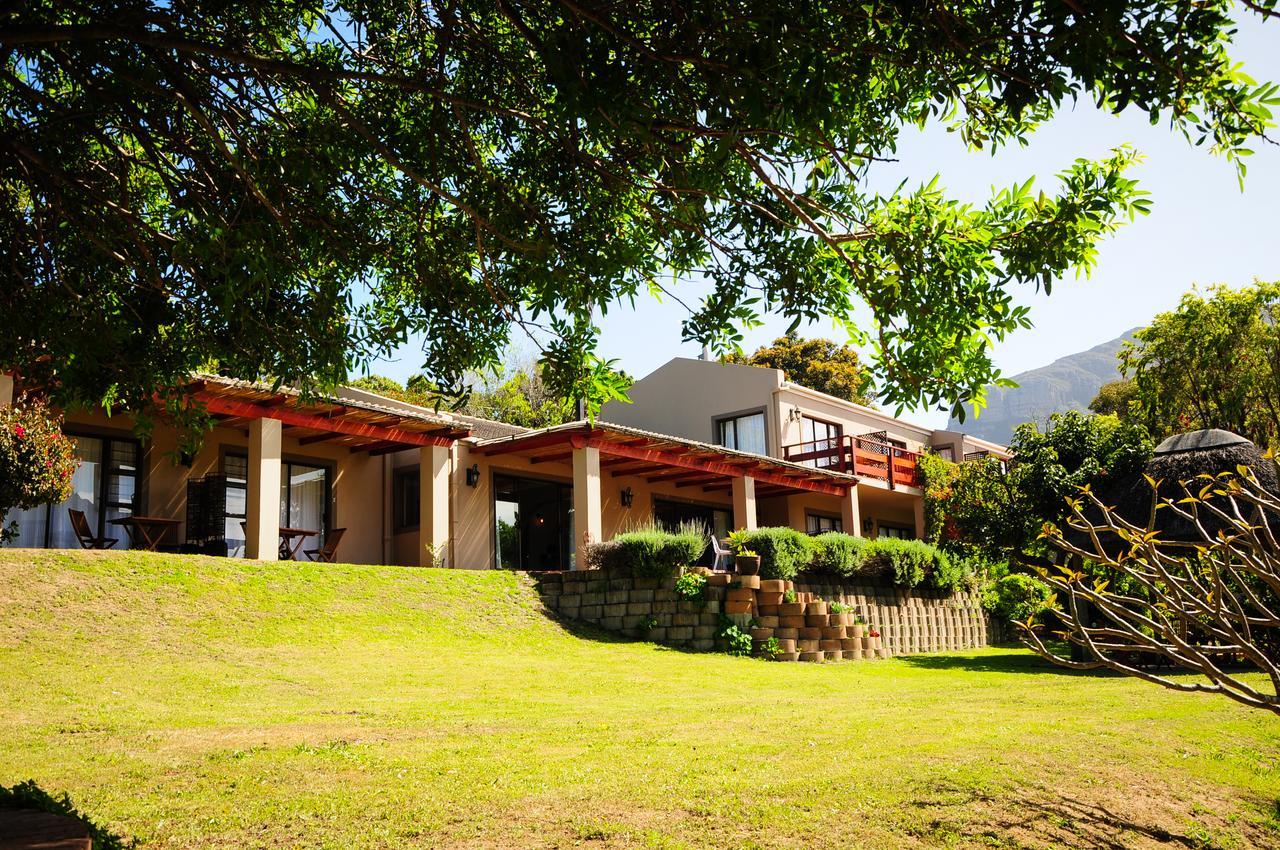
782, 435, 922, 488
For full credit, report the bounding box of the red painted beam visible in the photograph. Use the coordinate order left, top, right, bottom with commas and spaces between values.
611, 463, 668, 478
584, 439, 852, 497
474, 431, 589, 456
193, 392, 457, 448
530, 450, 574, 465
676, 475, 727, 488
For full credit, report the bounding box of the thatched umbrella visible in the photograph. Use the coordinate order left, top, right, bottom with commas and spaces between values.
1066, 429, 1279, 548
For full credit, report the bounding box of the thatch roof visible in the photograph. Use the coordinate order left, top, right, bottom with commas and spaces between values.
1064, 429, 1280, 549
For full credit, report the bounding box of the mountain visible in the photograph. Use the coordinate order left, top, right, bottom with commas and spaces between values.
948, 329, 1140, 445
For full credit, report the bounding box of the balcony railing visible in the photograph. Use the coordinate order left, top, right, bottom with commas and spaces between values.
782, 435, 922, 489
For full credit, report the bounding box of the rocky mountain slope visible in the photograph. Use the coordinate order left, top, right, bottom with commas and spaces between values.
948, 329, 1139, 444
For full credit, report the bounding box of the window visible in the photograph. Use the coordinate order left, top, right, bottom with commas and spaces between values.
806, 513, 842, 535
223, 454, 329, 557
799, 416, 842, 468
393, 467, 420, 532
878, 524, 914, 540
3, 433, 139, 549
716, 411, 767, 455
936, 446, 956, 462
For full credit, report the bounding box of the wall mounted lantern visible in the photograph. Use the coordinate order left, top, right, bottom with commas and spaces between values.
620, 486, 634, 508
465, 463, 480, 487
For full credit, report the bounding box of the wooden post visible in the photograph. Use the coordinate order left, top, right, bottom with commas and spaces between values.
245, 418, 282, 560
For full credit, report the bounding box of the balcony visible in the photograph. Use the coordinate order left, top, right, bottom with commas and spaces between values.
782, 435, 923, 488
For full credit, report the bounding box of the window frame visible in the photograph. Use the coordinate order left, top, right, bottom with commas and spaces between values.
805, 512, 843, 535
713, 407, 769, 456
19, 429, 142, 549
222, 451, 333, 551
392, 466, 420, 533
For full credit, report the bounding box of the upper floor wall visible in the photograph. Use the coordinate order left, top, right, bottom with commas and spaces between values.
601, 358, 1009, 483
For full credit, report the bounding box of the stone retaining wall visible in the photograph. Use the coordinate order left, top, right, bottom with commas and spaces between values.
533, 568, 992, 657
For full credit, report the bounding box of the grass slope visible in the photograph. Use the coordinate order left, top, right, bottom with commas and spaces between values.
1, 550, 1278, 849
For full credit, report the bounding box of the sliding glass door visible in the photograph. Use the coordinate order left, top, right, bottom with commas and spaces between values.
222, 455, 329, 557
493, 473, 572, 570
2, 434, 138, 549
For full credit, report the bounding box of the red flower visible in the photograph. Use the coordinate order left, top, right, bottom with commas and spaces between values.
13, 425, 24, 439
46, 459, 53, 468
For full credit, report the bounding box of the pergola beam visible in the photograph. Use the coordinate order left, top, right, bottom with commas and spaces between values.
193, 392, 457, 448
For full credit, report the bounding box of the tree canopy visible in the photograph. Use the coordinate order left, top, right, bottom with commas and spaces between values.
3, 2, 1276, 428
1119, 281, 1280, 449
723, 333, 872, 405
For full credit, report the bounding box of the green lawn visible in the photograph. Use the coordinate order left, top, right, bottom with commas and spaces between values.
1, 550, 1278, 849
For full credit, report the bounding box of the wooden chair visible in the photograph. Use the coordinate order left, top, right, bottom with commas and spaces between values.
305, 528, 346, 563
68, 509, 117, 550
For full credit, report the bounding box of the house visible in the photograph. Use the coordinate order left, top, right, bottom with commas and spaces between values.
0, 358, 1007, 569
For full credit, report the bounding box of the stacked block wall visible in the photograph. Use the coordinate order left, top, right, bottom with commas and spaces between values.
533, 568, 991, 656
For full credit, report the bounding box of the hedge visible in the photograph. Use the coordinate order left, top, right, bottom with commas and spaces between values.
731, 527, 814, 580
809, 531, 868, 577
581, 525, 706, 578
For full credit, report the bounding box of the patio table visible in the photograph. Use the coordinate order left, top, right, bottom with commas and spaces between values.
109, 516, 182, 551
278, 527, 318, 561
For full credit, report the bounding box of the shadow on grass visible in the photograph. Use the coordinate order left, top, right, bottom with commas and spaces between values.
0, 780, 135, 849
910, 787, 1264, 849
897, 649, 1122, 677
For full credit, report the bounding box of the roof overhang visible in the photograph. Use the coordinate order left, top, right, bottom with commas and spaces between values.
187, 376, 470, 451
473, 422, 856, 498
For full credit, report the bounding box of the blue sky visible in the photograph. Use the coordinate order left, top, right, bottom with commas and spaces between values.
373, 16, 1280, 430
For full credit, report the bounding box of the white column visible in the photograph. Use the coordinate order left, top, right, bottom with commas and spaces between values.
245, 418, 282, 561
419, 444, 450, 567
0, 373, 12, 408
913, 497, 927, 540
842, 486, 862, 537
572, 446, 602, 568
732, 476, 757, 530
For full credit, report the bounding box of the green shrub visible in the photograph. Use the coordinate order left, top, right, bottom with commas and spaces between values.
759, 636, 782, 660
611, 521, 708, 578
809, 532, 867, 576
674, 571, 707, 603
718, 616, 753, 656
579, 539, 626, 571
860, 538, 949, 588
733, 527, 815, 580
983, 574, 1052, 623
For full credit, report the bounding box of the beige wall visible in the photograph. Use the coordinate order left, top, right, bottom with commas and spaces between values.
601, 358, 785, 454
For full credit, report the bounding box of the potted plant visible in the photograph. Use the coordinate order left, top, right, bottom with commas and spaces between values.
850, 614, 866, 639
829, 600, 850, 626
867, 626, 881, 651
735, 548, 761, 575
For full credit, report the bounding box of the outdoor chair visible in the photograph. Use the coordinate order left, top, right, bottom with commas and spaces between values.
710, 535, 733, 572
68, 509, 117, 550
305, 528, 346, 563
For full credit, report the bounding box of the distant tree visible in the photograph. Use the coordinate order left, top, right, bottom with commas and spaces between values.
350, 348, 574, 429
724, 333, 872, 405
921, 411, 1153, 564
4, 1, 1275, 427
1089, 378, 1139, 419
1121, 282, 1280, 448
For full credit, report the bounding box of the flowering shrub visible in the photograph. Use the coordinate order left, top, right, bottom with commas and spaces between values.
674, 571, 707, 603
0, 401, 78, 542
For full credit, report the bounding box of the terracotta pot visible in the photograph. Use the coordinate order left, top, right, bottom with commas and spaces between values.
726, 587, 756, 602
724, 599, 753, 615
749, 627, 774, 641
841, 650, 860, 660
759, 579, 788, 593
799, 651, 824, 663
775, 638, 797, 653
735, 574, 761, 590
755, 615, 780, 629
840, 638, 861, 651
823, 650, 842, 662
779, 615, 807, 629
821, 626, 846, 640
776, 651, 801, 662
706, 573, 732, 587
850, 624, 866, 639
798, 639, 821, 653
819, 639, 842, 651
757, 604, 780, 617
805, 614, 829, 628
830, 613, 850, 626
756, 591, 784, 606
805, 601, 827, 616
778, 602, 806, 616
735, 554, 761, 575
798, 627, 823, 640
774, 627, 799, 640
